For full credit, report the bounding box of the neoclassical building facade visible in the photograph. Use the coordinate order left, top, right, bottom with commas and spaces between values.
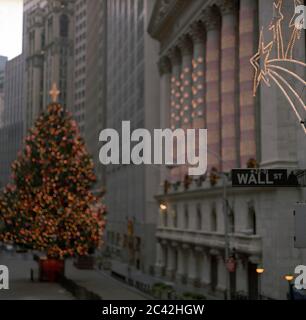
149, 0, 306, 300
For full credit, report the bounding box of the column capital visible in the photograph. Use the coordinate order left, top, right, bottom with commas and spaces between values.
248, 255, 262, 265
209, 248, 220, 256
236, 254, 247, 269
177, 34, 193, 56
217, 0, 237, 16
161, 239, 168, 246
171, 241, 179, 248
201, 7, 221, 31
182, 243, 190, 250
158, 56, 172, 75
168, 46, 181, 66
189, 21, 206, 44
194, 245, 204, 253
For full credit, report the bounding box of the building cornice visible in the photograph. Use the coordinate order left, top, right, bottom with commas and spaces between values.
148, 0, 189, 40
155, 184, 279, 202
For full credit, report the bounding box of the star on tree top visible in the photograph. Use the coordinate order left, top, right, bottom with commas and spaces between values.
49, 83, 60, 103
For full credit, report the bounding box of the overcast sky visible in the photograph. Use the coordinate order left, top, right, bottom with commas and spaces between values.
0, 0, 23, 60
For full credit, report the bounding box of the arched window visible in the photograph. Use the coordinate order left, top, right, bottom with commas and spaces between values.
211, 204, 217, 232
60, 14, 69, 38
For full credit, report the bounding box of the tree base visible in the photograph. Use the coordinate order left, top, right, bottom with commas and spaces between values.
39, 258, 65, 282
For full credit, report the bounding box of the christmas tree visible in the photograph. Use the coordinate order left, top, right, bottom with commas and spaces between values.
0, 86, 106, 259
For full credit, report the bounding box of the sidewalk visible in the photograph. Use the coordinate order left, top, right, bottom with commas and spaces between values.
65, 259, 151, 300
0, 251, 74, 300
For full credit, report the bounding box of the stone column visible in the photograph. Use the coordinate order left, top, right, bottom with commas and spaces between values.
190, 21, 206, 129
177, 245, 185, 282
168, 47, 182, 182
169, 47, 182, 129
158, 56, 172, 183
236, 256, 248, 293
203, 8, 222, 170
239, 0, 257, 167
258, 1, 300, 168
217, 253, 227, 293
220, 0, 239, 171
177, 35, 193, 180
188, 248, 197, 285
177, 35, 193, 128
201, 250, 211, 287
155, 241, 165, 277
166, 244, 175, 280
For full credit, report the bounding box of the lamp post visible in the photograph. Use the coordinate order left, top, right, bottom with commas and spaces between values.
284, 275, 294, 300
256, 267, 265, 300
207, 149, 230, 300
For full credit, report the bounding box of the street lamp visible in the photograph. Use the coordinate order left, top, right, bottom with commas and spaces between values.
256, 267, 265, 274
284, 275, 294, 300
256, 267, 265, 300
207, 149, 230, 300
159, 203, 167, 211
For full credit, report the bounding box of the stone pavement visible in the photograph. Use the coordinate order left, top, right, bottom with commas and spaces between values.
0, 251, 74, 300
65, 259, 151, 300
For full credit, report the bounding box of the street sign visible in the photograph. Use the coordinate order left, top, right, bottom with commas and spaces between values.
294, 203, 306, 249
232, 169, 306, 187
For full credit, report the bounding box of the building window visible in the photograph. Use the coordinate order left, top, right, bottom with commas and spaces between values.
162, 210, 167, 227
228, 208, 235, 234
247, 202, 257, 235
211, 204, 217, 232
184, 205, 189, 229
196, 204, 202, 231
60, 14, 69, 38
172, 205, 177, 228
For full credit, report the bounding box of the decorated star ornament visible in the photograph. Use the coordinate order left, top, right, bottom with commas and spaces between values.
269, 0, 284, 34
250, 30, 273, 96
269, 0, 284, 59
250, 0, 306, 134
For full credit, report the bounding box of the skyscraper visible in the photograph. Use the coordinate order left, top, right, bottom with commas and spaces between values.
0, 55, 24, 186
0, 55, 7, 128
24, 0, 74, 131
72, 0, 107, 189
104, 0, 160, 283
